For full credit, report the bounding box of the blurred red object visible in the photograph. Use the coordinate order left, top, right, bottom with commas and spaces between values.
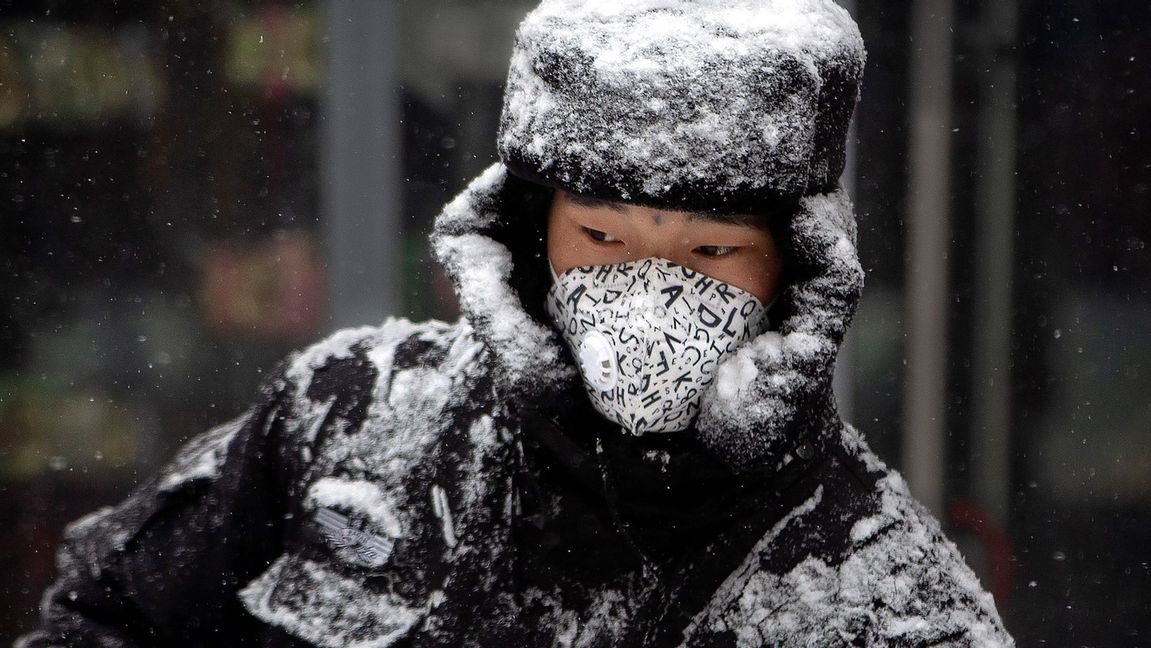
201, 231, 325, 339
948, 498, 1015, 607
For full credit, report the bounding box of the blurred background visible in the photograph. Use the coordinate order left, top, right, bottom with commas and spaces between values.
0, 0, 1147, 644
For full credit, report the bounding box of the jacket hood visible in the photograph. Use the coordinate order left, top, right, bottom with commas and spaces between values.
433, 0, 866, 472
432, 164, 863, 472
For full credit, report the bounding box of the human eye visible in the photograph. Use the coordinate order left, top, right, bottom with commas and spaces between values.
583, 227, 621, 244
693, 245, 740, 257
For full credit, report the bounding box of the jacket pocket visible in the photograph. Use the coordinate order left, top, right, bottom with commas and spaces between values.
302, 477, 408, 572
239, 553, 426, 648
239, 475, 445, 646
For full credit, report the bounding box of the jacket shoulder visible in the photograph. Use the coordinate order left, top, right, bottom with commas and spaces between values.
687, 426, 1013, 647
285, 317, 487, 395
238, 319, 513, 646
278, 317, 492, 445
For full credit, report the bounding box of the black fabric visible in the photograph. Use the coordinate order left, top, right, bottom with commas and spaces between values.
21, 372, 298, 647
512, 388, 847, 647
492, 172, 555, 325
17, 319, 1012, 646
518, 388, 771, 556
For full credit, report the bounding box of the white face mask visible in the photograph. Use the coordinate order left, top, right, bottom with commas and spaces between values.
545, 257, 770, 435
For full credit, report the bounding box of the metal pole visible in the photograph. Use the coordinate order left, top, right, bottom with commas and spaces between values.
972, 0, 1019, 525
903, 0, 954, 516
321, 0, 402, 330
833, 0, 858, 420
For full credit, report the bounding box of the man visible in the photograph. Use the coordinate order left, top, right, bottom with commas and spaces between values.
21, 0, 1014, 645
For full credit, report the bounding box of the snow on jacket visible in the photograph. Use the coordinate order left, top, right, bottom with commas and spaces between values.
19, 164, 1012, 647
20, 0, 1013, 645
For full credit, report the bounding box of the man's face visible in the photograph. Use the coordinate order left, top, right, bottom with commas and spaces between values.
546, 191, 785, 304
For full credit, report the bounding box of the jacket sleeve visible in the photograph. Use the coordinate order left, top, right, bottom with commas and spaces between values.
16, 370, 300, 647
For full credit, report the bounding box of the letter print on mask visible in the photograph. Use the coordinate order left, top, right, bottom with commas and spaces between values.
546, 258, 770, 435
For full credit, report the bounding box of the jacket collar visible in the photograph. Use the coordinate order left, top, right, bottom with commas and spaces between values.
432, 164, 579, 407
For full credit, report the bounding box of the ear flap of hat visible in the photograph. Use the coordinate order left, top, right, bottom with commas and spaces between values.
695, 187, 864, 470
433, 164, 577, 404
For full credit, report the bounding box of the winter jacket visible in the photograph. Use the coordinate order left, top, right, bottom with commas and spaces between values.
20, 1, 1014, 646
18, 164, 1013, 647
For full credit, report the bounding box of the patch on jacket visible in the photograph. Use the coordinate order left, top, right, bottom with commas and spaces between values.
313, 507, 395, 569
305, 477, 405, 570
239, 555, 426, 648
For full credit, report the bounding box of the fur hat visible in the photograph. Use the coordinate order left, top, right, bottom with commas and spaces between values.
497, 0, 865, 214
436, 0, 868, 470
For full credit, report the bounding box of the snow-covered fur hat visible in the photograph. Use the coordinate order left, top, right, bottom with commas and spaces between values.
434, 0, 867, 472
498, 0, 865, 212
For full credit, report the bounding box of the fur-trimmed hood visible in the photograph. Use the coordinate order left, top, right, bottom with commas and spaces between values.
432, 163, 863, 472
434, 0, 867, 472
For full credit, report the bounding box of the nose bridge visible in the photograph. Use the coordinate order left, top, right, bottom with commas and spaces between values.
631, 249, 692, 271
626, 217, 693, 269
618, 266, 673, 339
612, 282, 666, 392
627, 289, 663, 324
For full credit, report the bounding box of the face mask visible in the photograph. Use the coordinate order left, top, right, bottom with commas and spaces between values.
545, 257, 770, 435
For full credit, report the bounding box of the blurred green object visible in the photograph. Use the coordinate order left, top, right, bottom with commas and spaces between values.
0, 33, 30, 128
224, 6, 321, 98
0, 21, 165, 130
0, 374, 138, 480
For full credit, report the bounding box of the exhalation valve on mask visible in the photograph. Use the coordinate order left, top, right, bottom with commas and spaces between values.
545, 257, 770, 435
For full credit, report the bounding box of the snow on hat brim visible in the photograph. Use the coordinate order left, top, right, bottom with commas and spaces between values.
498, 0, 865, 213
